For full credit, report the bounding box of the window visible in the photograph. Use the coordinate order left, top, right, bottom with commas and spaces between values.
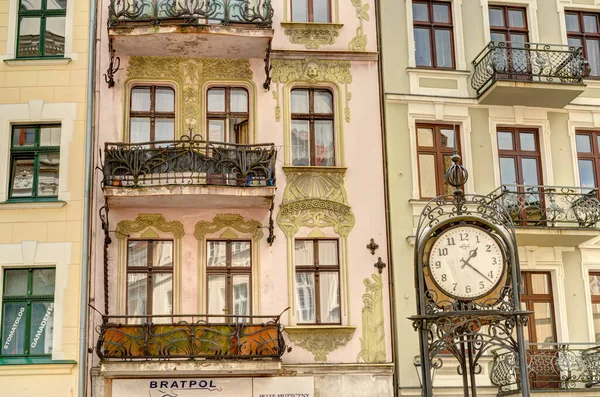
130, 86, 175, 144
576, 131, 600, 195
412, 0, 454, 68
17, 0, 66, 58
291, 0, 331, 23
497, 128, 542, 187
520, 272, 556, 344
416, 124, 461, 198
1, 268, 55, 358
206, 241, 252, 317
9, 125, 60, 200
126, 241, 173, 320
295, 239, 340, 324
206, 87, 249, 144
489, 6, 529, 76
566, 11, 600, 76
590, 273, 600, 343
291, 88, 335, 166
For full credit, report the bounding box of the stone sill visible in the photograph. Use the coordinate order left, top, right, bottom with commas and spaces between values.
3, 58, 72, 66
0, 201, 66, 210
0, 360, 76, 375
280, 22, 344, 30
100, 360, 281, 377
282, 166, 347, 174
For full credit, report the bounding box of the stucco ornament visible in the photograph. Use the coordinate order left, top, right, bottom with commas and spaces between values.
127, 57, 253, 133
349, 0, 369, 51
286, 326, 356, 361
116, 214, 185, 239
194, 214, 264, 241
282, 22, 342, 49
271, 57, 352, 122
357, 274, 386, 363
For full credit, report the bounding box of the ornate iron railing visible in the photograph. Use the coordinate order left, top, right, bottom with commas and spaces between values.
102, 135, 276, 188
488, 184, 600, 228
108, 0, 273, 27
471, 41, 589, 95
491, 344, 600, 392
96, 313, 287, 360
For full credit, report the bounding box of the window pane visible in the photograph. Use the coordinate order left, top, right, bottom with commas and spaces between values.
313, 0, 330, 23
508, 9, 525, 28
522, 158, 540, 185
586, 39, 600, 76
566, 13, 580, 32
414, 28, 432, 67
412, 2, 429, 22
32, 269, 55, 295
418, 154, 437, 197
489, 8, 504, 27
152, 241, 173, 267
433, 3, 450, 23
208, 120, 225, 142
155, 88, 174, 112
128, 241, 148, 267
11, 158, 35, 197
590, 274, 600, 295
417, 127, 434, 147
295, 272, 315, 323
127, 273, 147, 316
37, 154, 60, 197
207, 88, 226, 112
315, 120, 334, 166
1, 302, 27, 355
231, 242, 251, 267
499, 157, 517, 185
130, 118, 150, 143
319, 272, 340, 323
519, 132, 536, 151
12, 127, 35, 147
593, 303, 600, 342
597, 135, 600, 153
152, 274, 172, 315
29, 302, 54, 355
576, 134, 592, 153
292, 120, 310, 166
207, 241, 227, 267
568, 37, 582, 48
291, 0, 308, 22
314, 91, 333, 113
295, 240, 314, 266
317, 241, 338, 266
155, 119, 174, 142
4, 269, 29, 296
531, 273, 550, 294
40, 126, 61, 146
20, 0, 42, 10
232, 275, 250, 316
47, 0, 67, 10
491, 32, 507, 43
442, 154, 454, 195
230, 89, 248, 113
579, 160, 596, 188
498, 131, 513, 150
207, 275, 226, 315
18, 17, 41, 57
440, 127, 456, 149
434, 29, 453, 68
131, 88, 151, 112
533, 302, 555, 343
291, 90, 309, 114
585, 14, 599, 33
45, 16, 65, 56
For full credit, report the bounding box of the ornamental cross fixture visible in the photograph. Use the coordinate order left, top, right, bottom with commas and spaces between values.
367, 238, 379, 255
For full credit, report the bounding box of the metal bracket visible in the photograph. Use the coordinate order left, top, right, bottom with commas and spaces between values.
104, 39, 120, 89
263, 39, 272, 91
367, 238, 379, 255
99, 204, 111, 315
374, 257, 386, 274
259, 199, 276, 246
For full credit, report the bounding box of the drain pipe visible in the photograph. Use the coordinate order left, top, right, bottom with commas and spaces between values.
79, 0, 97, 396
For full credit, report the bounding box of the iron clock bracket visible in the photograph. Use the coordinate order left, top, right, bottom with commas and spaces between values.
104, 38, 120, 89
263, 39, 272, 91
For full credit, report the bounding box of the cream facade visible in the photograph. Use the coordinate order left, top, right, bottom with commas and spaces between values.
89, 1, 393, 397
380, 0, 600, 395
0, 0, 90, 396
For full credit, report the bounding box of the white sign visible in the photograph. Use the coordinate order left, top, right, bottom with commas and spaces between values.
253, 377, 314, 397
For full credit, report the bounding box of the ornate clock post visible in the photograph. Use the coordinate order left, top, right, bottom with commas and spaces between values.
410, 153, 531, 397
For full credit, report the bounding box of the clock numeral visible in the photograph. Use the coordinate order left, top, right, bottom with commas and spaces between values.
434, 261, 441, 269
488, 271, 494, 278
460, 233, 469, 241
492, 257, 498, 265
486, 245, 491, 252
479, 281, 485, 290
441, 274, 447, 282
447, 237, 456, 246
453, 283, 457, 291
476, 235, 480, 243
438, 248, 448, 256
465, 285, 472, 294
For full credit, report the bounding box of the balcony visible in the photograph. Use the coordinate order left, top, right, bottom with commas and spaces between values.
107, 0, 274, 58
97, 313, 286, 361
488, 185, 600, 246
102, 136, 277, 209
471, 42, 588, 108
491, 344, 600, 394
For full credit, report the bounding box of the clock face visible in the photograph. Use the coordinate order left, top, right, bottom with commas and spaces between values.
428, 225, 505, 300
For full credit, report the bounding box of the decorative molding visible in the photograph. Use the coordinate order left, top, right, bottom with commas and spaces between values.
357, 274, 386, 363
349, 0, 369, 51
116, 214, 185, 239
285, 326, 355, 361
281, 22, 343, 49
194, 214, 263, 241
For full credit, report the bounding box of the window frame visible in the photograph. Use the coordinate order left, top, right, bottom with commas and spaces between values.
520, 271, 557, 345
412, 0, 456, 69
294, 238, 341, 325
205, 86, 250, 144
129, 85, 176, 145
576, 130, 600, 197
589, 272, 600, 342
565, 10, 600, 77
415, 123, 462, 199
9, 124, 61, 201
497, 127, 544, 186
291, 0, 332, 23
488, 5, 529, 42
16, 0, 67, 59
1, 268, 55, 359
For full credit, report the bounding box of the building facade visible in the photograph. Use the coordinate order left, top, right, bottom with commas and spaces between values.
0, 0, 91, 396
89, 1, 393, 396
380, 0, 600, 395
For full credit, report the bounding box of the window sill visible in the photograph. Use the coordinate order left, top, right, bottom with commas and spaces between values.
0, 200, 66, 210
406, 67, 472, 76
0, 358, 76, 375
282, 166, 347, 174
3, 58, 72, 66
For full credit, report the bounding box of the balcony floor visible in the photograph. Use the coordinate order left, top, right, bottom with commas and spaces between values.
479, 81, 585, 108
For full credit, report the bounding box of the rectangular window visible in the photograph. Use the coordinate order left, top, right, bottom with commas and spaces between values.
295, 239, 340, 324
566, 11, 600, 76
497, 128, 542, 186
416, 124, 461, 198
206, 241, 252, 318
130, 86, 175, 145
291, 88, 335, 166
412, 0, 455, 68
489, 6, 529, 77
590, 273, 600, 343
291, 0, 331, 23
10, 125, 60, 200
17, 0, 66, 58
576, 131, 600, 196
206, 87, 249, 144
127, 240, 173, 320
1, 268, 55, 358
520, 271, 556, 345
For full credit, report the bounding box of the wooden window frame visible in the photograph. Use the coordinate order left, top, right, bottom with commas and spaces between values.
17, 0, 67, 59
290, 0, 332, 23
129, 86, 176, 145
520, 271, 557, 345
565, 10, 600, 77
416, 123, 461, 199
412, 0, 456, 69
497, 128, 543, 186
126, 240, 174, 317
576, 130, 600, 197
206, 240, 252, 316
295, 239, 341, 325
489, 5, 529, 41
206, 87, 250, 144
291, 88, 335, 167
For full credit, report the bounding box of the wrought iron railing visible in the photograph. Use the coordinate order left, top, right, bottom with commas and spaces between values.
108, 0, 273, 27
96, 313, 287, 360
491, 344, 600, 392
102, 135, 277, 189
488, 185, 600, 228
471, 41, 589, 95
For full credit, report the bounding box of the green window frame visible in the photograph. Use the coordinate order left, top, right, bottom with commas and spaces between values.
1, 268, 56, 359
17, 0, 67, 59
9, 125, 61, 201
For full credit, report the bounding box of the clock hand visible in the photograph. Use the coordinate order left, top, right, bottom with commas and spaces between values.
460, 247, 479, 269
462, 262, 494, 284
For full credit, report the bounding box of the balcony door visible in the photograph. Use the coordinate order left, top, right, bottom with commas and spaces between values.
489, 6, 530, 79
